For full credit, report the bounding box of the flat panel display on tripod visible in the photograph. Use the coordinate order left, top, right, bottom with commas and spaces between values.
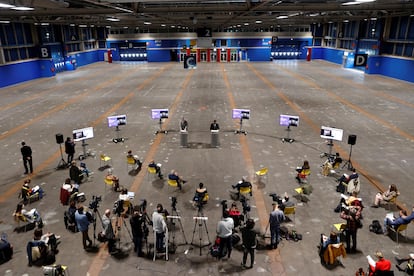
232, 109, 250, 120
320, 126, 343, 141
151, 109, 169, 119
280, 114, 299, 127
72, 126, 94, 142
107, 115, 127, 128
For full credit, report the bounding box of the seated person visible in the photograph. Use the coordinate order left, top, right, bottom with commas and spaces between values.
372, 184, 399, 208
332, 153, 343, 169
193, 182, 208, 206
383, 206, 414, 234
367, 251, 391, 276
269, 192, 293, 211
64, 200, 78, 231
127, 150, 142, 170
69, 161, 84, 184
13, 203, 26, 224
320, 231, 340, 254
296, 160, 310, 183
334, 191, 363, 213
27, 228, 59, 266
79, 162, 91, 177
20, 179, 44, 203
395, 253, 414, 274
232, 177, 253, 197
337, 168, 359, 184
106, 169, 120, 192
322, 153, 342, 176
148, 160, 163, 179
168, 170, 187, 190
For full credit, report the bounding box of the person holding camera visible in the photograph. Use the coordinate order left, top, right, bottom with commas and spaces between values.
152, 204, 167, 253
102, 209, 116, 254
340, 200, 362, 253
75, 205, 93, 250
130, 206, 147, 257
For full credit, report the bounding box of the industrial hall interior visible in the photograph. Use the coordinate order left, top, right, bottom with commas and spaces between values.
0, 0, 414, 275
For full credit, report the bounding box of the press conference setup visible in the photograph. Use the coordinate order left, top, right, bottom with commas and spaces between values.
0, 1, 413, 275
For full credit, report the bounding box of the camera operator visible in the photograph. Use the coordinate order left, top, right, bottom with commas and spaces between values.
269, 192, 292, 211
75, 205, 93, 250
130, 206, 148, 257
152, 204, 167, 253
102, 209, 116, 254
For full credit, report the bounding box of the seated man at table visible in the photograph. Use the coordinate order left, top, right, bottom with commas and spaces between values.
383, 206, 414, 235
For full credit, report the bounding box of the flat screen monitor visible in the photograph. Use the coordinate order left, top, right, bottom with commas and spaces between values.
280, 114, 299, 127
320, 126, 343, 141
151, 109, 169, 119
232, 109, 250, 120
107, 114, 127, 128
72, 126, 94, 142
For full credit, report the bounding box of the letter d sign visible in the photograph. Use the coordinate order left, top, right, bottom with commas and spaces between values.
40, 46, 51, 58
354, 54, 367, 67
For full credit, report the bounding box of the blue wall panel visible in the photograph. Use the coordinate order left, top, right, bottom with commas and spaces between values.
0, 59, 55, 88
74, 51, 101, 67
376, 56, 414, 83
247, 48, 271, 61
322, 48, 344, 64
147, 50, 171, 62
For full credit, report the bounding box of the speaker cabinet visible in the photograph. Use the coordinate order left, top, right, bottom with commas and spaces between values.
56, 133, 64, 144
348, 134, 357, 145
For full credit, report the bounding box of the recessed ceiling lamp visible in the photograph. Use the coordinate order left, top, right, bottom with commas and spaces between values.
342, 1, 361, 5
106, 17, 120, 22
356, 0, 376, 2
255, 20, 262, 24
244, 22, 249, 25
79, 24, 88, 27
0, 20, 10, 23
143, 21, 151, 25
12, 6, 34, 11
0, 3, 15, 8
276, 15, 288, 19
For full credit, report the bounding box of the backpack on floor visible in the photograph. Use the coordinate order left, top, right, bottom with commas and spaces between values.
369, 220, 383, 234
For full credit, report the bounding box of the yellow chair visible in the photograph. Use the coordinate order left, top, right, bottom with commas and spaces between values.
388, 223, 408, 244
127, 156, 136, 171
168, 179, 178, 187
255, 167, 268, 184
104, 175, 114, 192
283, 206, 296, 223
333, 223, 347, 233
239, 186, 252, 199
385, 196, 398, 211
147, 166, 157, 181
100, 154, 112, 168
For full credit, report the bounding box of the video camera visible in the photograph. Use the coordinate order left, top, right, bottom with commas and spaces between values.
113, 199, 124, 216
89, 195, 102, 212
240, 197, 251, 214
170, 196, 177, 209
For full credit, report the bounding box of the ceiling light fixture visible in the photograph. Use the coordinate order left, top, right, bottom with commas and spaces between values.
106, 17, 120, 22
0, 20, 10, 23
255, 20, 262, 24
277, 15, 288, 19
342, 1, 361, 5
0, 3, 15, 8
144, 21, 151, 25
12, 6, 34, 11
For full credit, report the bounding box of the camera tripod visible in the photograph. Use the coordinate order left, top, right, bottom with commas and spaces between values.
166, 206, 188, 254
91, 208, 103, 247
234, 118, 247, 135
114, 212, 134, 252
155, 118, 168, 135
190, 205, 211, 256
56, 143, 68, 170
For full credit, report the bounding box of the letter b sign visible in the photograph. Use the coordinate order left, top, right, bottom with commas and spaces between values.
40, 47, 51, 58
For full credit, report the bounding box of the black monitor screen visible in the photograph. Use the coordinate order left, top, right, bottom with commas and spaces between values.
280, 114, 299, 127
151, 109, 169, 119
107, 115, 127, 128
232, 109, 250, 120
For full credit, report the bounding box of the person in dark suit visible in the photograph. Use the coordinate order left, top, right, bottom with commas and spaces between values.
65, 137, 75, 164
210, 120, 220, 131
21, 141, 33, 174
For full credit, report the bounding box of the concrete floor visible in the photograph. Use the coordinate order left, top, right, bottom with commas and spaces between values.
0, 60, 413, 276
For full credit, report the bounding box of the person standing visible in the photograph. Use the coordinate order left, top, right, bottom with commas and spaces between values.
130, 206, 145, 257
20, 141, 33, 174
210, 120, 220, 131
180, 117, 188, 131
269, 203, 285, 249
152, 204, 167, 253
241, 218, 257, 269
340, 201, 362, 253
65, 137, 75, 164
102, 209, 116, 254
216, 210, 234, 260
74, 205, 92, 250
